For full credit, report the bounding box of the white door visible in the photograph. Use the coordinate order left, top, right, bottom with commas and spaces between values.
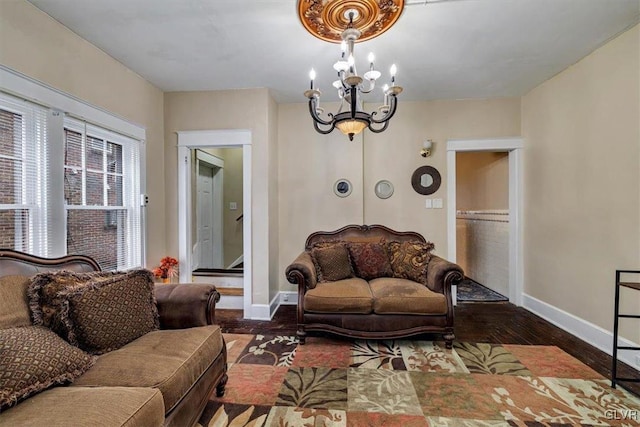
197, 163, 216, 268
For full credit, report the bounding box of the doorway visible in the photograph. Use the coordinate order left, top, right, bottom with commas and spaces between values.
455, 151, 509, 302
446, 138, 523, 306
177, 129, 252, 317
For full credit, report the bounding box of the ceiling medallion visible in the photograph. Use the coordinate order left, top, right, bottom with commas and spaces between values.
298, 0, 405, 43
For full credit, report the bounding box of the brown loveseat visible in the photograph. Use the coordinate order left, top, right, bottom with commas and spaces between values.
286, 225, 464, 348
0, 250, 227, 427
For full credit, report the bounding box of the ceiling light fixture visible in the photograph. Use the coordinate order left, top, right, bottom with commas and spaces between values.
298, 0, 405, 141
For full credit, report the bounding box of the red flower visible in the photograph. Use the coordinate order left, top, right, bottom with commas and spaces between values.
154, 256, 179, 279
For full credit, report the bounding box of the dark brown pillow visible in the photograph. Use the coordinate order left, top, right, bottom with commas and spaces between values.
387, 240, 435, 284
28, 270, 119, 341
0, 326, 95, 410
348, 242, 393, 280
58, 269, 159, 354
310, 243, 354, 283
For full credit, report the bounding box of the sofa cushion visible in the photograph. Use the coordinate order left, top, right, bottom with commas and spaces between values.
347, 242, 393, 280
387, 240, 435, 284
304, 278, 373, 314
0, 386, 164, 427
57, 269, 159, 354
0, 275, 31, 329
28, 270, 119, 340
0, 326, 95, 410
310, 243, 354, 282
369, 277, 447, 315
72, 325, 224, 414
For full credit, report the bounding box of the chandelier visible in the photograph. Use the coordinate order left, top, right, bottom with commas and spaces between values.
298, 0, 405, 141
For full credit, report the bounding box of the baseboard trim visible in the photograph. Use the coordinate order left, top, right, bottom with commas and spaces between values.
250, 303, 272, 321
522, 293, 639, 368
279, 291, 298, 305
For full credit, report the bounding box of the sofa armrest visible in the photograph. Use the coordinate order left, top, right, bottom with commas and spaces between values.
285, 251, 318, 290
426, 255, 464, 294
154, 283, 221, 329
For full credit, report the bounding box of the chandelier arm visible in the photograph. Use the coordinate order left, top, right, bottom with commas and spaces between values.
368, 120, 390, 133
370, 94, 399, 124
308, 98, 334, 126
313, 120, 336, 135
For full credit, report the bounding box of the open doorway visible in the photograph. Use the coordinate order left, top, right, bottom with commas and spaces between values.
446, 138, 523, 306
177, 129, 252, 316
192, 148, 243, 273
455, 151, 509, 302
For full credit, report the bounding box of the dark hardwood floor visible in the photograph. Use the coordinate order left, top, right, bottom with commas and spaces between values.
215, 301, 640, 396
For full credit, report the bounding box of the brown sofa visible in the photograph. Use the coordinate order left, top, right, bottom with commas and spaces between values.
0, 250, 227, 427
286, 225, 464, 348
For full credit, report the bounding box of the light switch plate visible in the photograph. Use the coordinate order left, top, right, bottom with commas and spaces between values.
425, 199, 433, 209
229, 202, 237, 210
433, 198, 443, 209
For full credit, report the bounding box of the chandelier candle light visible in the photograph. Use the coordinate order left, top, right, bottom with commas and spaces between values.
303, 8, 403, 141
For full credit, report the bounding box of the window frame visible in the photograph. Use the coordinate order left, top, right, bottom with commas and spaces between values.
0, 66, 146, 269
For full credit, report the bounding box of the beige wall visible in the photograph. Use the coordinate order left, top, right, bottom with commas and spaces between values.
522, 25, 640, 342
268, 95, 280, 302
0, 0, 166, 266
278, 98, 521, 291
278, 102, 366, 292
456, 152, 509, 211
163, 89, 276, 306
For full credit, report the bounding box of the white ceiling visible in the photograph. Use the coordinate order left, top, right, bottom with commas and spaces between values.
27, 0, 640, 103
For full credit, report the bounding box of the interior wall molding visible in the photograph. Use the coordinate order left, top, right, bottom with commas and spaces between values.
523, 293, 639, 368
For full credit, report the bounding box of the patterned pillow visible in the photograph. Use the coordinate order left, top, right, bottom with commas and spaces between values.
28, 270, 119, 341
347, 242, 393, 280
310, 243, 354, 283
0, 326, 95, 410
387, 240, 435, 284
58, 269, 159, 354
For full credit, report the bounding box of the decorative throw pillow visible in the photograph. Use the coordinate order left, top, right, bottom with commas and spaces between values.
387, 240, 435, 284
58, 269, 159, 354
28, 270, 118, 341
0, 275, 32, 329
0, 325, 95, 410
347, 242, 393, 280
310, 243, 354, 283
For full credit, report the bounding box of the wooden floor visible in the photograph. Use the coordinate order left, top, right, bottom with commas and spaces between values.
216, 301, 640, 396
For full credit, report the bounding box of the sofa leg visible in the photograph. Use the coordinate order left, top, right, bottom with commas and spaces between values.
216, 373, 228, 397
444, 333, 455, 349
297, 329, 307, 345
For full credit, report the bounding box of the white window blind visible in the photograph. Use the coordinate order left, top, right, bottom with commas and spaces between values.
0, 88, 143, 271
64, 117, 142, 270
0, 93, 48, 256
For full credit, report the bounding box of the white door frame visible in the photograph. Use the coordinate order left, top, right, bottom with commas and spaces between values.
446, 138, 524, 306
177, 130, 252, 317
195, 150, 224, 269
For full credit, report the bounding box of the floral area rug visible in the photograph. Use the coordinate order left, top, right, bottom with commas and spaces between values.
197, 334, 640, 426
457, 277, 509, 302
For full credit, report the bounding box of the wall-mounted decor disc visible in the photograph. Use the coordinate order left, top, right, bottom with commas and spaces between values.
334, 179, 353, 197
411, 166, 441, 195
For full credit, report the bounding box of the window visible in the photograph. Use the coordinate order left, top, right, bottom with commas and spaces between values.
0, 92, 143, 270
0, 95, 47, 255
64, 118, 141, 271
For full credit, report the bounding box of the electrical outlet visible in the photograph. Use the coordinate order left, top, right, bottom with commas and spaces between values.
283, 294, 289, 302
